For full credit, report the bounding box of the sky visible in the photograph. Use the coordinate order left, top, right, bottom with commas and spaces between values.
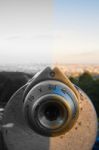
0, 0, 99, 64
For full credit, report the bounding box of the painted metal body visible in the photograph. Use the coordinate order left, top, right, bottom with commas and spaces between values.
1, 67, 98, 150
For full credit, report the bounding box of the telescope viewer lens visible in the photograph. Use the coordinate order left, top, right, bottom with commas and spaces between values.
24, 80, 79, 137
34, 97, 69, 132
44, 103, 60, 121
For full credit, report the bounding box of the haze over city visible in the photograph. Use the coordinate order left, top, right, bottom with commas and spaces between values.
0, 0, 99, 64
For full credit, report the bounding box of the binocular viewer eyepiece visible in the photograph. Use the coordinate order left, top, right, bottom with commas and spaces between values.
23, 80, 79, 137
2, 67, 97, 150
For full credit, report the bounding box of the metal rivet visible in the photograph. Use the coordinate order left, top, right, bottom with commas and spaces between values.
50, 71, 55, 77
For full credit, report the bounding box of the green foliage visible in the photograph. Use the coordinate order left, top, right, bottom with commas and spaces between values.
69, 72, 99, 117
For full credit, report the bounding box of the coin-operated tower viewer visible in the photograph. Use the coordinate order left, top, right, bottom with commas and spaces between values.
2, 67, 98, 150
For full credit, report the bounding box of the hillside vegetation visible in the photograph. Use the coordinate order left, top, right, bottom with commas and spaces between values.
70, 72, 99, 117
0, 72, 33, 106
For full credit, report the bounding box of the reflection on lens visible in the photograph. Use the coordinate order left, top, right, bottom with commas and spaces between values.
44, 103, 60, 121
37, 100, 68, 131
